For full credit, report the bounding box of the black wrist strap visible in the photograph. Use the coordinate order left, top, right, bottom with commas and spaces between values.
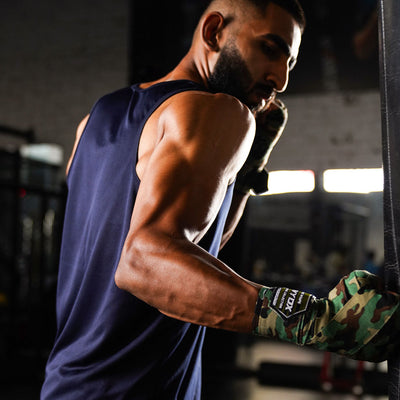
234, 168, 269, 195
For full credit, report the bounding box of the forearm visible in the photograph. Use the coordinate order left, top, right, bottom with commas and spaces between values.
115, 228, 260, 333
116, 232, 400, 363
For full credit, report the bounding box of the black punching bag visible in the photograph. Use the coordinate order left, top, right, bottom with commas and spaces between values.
379, 0, 400, 398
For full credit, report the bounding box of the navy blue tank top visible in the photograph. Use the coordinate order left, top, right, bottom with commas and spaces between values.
41, 80, 234, 400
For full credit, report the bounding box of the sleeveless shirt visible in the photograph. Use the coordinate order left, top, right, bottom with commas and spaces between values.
41, 80, 234, 400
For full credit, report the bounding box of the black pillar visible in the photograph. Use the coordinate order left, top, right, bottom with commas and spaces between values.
378, 0, 400, 398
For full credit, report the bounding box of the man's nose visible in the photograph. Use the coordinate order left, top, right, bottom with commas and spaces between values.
266, 59, 290, 93
274, 60, 290, 93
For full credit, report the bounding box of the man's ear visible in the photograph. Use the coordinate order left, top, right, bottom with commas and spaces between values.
201, 12, 225, 51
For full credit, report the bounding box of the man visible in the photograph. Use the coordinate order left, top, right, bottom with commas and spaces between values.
41, 0, 400, 399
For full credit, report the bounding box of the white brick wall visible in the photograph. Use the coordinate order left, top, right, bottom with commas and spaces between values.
269, 90, 382, 171
0, 2, 383, 173
0, 1, 129, 167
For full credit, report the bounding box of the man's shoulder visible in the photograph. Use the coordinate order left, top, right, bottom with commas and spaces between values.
174, 90, 249, 114
158, 89, 255, 173
164, 90, 254, 134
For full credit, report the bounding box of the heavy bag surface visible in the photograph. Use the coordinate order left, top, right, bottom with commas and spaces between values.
379, 1, 400, 398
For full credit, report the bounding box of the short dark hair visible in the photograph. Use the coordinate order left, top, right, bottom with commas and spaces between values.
200, 0, 306, 32
259, 0, 306, 32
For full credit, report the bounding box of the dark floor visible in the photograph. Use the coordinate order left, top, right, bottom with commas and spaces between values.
202, 340, 388, 400
1, 340, 389, 399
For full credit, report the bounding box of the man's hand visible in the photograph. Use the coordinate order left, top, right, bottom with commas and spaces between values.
251, 98, 288, 171
253, 270, 400, 362
235, 99, 288, 195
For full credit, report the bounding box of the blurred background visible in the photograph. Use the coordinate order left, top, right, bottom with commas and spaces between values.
0, 0, 387, 398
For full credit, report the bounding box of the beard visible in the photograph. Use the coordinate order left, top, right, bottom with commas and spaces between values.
207, 40, 253, 107
207, 40, 275, 113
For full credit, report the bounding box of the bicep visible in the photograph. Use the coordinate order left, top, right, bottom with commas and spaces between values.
130, 94, 254, 243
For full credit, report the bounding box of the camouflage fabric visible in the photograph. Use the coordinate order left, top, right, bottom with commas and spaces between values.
253, 270, 400, 362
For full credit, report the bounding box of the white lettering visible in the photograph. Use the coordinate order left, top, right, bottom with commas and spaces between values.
285, 290, 298, 313
280, 288, 289, 309
273, 288, 281, 306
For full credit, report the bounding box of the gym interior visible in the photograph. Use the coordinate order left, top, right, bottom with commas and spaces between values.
1, 0, 393, 398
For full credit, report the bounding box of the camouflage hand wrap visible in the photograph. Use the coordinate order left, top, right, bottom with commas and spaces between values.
253, 270, 400, 362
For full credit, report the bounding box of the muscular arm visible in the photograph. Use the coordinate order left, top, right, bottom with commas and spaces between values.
115, 92, 261, 333
114, 91, 400, 362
